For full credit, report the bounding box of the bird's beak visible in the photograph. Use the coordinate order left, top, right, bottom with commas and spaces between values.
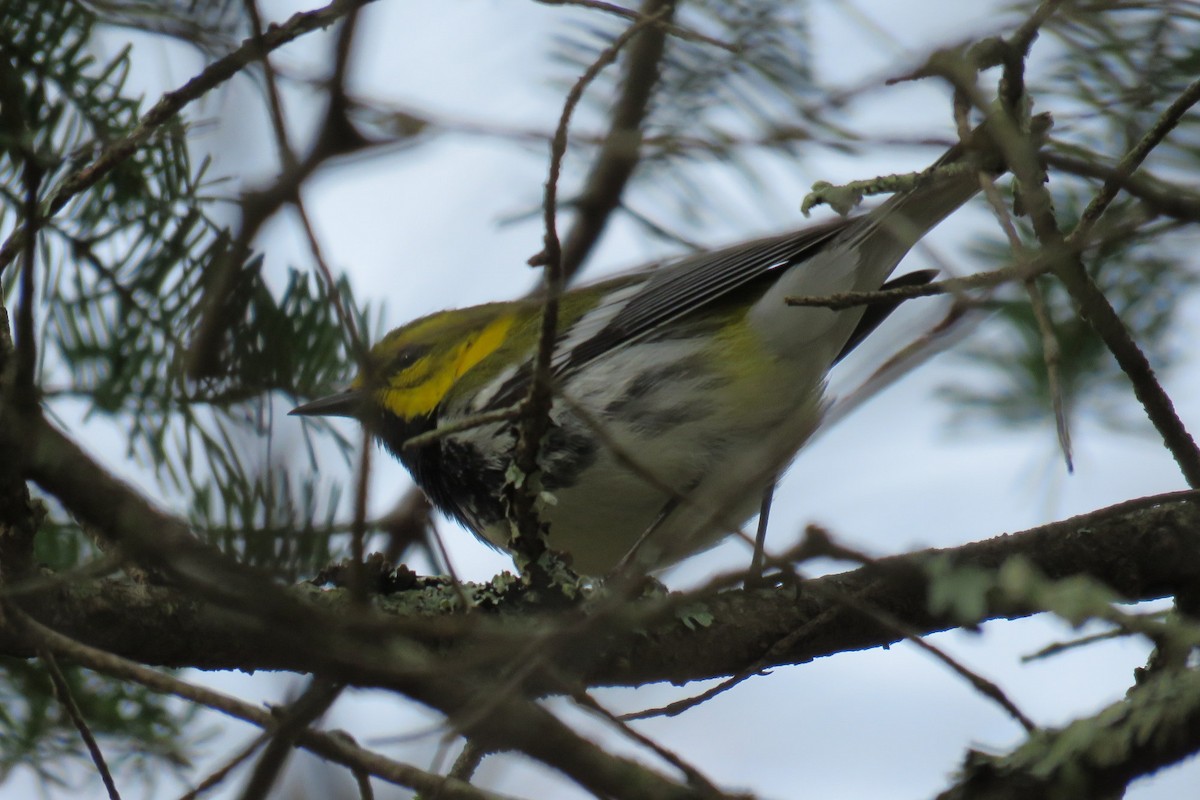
289, 388, 365, 419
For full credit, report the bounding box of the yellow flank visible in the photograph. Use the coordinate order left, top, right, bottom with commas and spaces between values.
377, 313, 516, 420
713, 313, 772, 382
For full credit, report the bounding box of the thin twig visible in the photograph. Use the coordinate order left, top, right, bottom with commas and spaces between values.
575, 691, 724, 796
401, 406, 525, 451
243, 0, 299, 173
1025, 278, 1073, 471
811, 574, 1039, 733
1021, 626, 1133, 663
977, 171, 1073, 471
238, 679, 344, 800
352, 765, 375, 800
11, 610, 509, 800
534, 0, 736, 52
289, 113, 365, 355
179, 732, 270, 800
348, 427, 372, 603
1068, 77, 1200, 245
629, 525, 1039, 734
449, 739, 488, 782
786, 263, 1027, 310
509, 9, 667, 569
14, 161, 41, 410
1044, 151, 1200, 224
556, 0, 676, 281
40, 649, 122, 800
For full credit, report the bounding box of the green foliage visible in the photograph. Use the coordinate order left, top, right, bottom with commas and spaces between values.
954, 652, 1200, 798
3, 0, 362, 570
0, 2, 367, 788
941, 196, 1197, 433
934, 3, 1200, 439
926, 553, 1200, 651
1043, 4, 1200, 162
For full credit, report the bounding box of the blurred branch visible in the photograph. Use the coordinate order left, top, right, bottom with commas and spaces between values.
40, 649, 122, 800
186, 0, 372, 378
14, 161, 41, 411
6, 608, 508, 800
1067, 77, 1200, 246
237, 678, 343, 800
938, 666, 1200, 800
557, 0, 676, 281
1044, 151, 1200, 224
535, 0, 736, 51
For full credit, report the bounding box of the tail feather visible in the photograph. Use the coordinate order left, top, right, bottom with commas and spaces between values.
833, 269, 939, 364
749, 114, 1042, 363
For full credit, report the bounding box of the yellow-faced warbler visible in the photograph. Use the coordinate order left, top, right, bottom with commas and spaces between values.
292, 126, 1011, 575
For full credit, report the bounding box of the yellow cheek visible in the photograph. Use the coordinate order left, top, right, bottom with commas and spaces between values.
375, 315, 516, 420
377, 362, 453, 419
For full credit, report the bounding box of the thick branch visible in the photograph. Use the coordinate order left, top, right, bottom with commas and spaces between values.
3, 492, 1197, 687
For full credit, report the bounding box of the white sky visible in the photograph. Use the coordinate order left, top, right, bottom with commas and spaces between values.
22, 1, 1200, 798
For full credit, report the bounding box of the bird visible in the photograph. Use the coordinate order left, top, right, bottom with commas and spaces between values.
291, 123, 1010, 576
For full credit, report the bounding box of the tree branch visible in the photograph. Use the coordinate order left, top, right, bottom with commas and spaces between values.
937, 666, 1200, 799
2, 492, 1197, 688
557, 0, 675, 280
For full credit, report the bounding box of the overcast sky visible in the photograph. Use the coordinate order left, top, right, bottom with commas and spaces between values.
29, 1, 1200, 798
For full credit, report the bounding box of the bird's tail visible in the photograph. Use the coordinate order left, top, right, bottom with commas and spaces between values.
749, 113, 1049, 362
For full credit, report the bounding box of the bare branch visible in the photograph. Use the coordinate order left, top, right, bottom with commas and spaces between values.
1044, 151, 1200, 224
557, 0, 676, 280
509, 7, 668, 574
40, 649, 122, 800
534, 0, 735, 51
1068, 77, 1200, 245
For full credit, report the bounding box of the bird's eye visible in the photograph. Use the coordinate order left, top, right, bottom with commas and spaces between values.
390, 346, 428, 373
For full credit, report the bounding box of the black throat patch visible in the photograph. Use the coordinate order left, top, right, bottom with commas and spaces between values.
371, 409, 505, 535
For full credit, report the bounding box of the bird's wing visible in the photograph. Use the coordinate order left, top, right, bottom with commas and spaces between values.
553, 218, 851, 375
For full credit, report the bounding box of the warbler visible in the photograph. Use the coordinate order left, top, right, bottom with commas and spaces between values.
292, 126, 1009, 575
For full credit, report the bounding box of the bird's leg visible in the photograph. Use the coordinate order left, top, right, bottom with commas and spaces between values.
612, 498, 679, 575
746, 477, 776, 587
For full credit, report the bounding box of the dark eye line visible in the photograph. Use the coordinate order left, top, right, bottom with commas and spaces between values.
392, 345, 430, 371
